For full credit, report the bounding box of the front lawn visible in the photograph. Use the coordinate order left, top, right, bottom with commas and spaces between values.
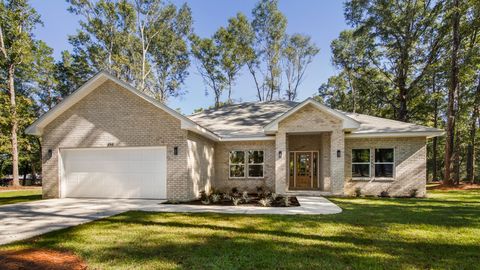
2, 189, 480, 269
0, 189, 42, 206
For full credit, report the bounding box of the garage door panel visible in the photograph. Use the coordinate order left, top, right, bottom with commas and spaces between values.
61, 147, 166, 199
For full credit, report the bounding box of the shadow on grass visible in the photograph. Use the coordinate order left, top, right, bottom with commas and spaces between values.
0, 195, 42, 206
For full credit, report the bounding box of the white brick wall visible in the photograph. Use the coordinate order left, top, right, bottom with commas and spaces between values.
42, 80, 190, 200
344, 137, 427, 197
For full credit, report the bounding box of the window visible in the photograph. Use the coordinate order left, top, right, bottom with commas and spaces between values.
229, 150, 264, 178
352, 149, 370, 178
375, 148, 394, 178
248, 150, 264, 178
229, 151, 245, 178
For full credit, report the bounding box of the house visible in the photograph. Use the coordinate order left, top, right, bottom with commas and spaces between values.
26, 71, 444, 200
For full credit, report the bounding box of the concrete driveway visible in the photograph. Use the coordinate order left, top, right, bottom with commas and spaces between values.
0, 196, 341, 246
0, 198, 163, 245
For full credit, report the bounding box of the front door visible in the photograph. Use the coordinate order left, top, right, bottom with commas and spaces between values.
289, 151, 318, 189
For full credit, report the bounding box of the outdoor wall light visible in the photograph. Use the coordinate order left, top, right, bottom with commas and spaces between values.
47, 149, 52, 159
278, 150, 282, 158
107, 142, 114, 147
337, 150, 341, 158
174, 146, 178, 156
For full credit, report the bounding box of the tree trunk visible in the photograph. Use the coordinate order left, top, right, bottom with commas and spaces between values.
432, 73, 439, 181
8, 65, 20, 187
466, 76, 480, 183
444, 0, 461, 185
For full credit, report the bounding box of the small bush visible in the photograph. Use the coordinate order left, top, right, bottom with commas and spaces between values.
211, 193, 221, 203
201, 198, 210, 205
409, 189, 418, 198
242, 191, 250, 202
231, 187, 239, 196
199, 191, 208, 200
283, 196, 290, 207
270, 192, 278, 201
232, 197, 242, 206
223, 193, 232, 201
379, 190, 390, 198
354, 187, 362, 197
259, 198, 271, 207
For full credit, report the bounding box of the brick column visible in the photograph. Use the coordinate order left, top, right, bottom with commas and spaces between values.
275, 132, 287, 194
330, 130, 345, 195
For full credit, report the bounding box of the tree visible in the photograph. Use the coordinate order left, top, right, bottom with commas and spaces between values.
190, 35, 226, 108
444, 0, 462, 185
66, 0, 191, 102
149, 3, 192, 102
55, 50, 93, 99
282, 33, 319, 101
214, 13, 254, 103
251, 0, 287, 101
344, 0, 446, 122
0, 0, 41, 186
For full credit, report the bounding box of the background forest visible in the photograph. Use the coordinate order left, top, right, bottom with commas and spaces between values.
1, 0, 479, 186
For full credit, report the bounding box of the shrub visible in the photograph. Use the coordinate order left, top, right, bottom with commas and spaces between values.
211, 193, 221, 203
201, 198, 210, 205
409, 189, 418, 198
242, 191, 250, 202
199, 191, 208, 200
379, 190, 390, 198
354, 187, 362, 197
232, 197, 242, 206
223, 193, 232, 201
283, 196, 290, 207
231, 187, 239, 196
270, 192, 278, 201
259, 198, 271, 207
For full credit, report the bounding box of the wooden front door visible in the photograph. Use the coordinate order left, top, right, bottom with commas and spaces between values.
289, 151, 318, 189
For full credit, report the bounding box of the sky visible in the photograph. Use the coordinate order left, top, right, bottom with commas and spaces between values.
30, 0, 350, 114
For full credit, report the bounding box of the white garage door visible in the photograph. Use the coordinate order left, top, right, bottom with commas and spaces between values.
61, 147, 167, 199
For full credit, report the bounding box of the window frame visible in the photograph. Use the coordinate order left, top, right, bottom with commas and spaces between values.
374, 148, 395, 179
229, 150, 246, 178
228, 150, 265, 179
351, 148, 371, 179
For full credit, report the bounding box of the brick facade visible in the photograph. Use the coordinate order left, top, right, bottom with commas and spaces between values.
344, 137, 427, 197
214, 140, 276, 192
39, 80, 429, 200
41, 80, 190, 200
275, 104, 345, 195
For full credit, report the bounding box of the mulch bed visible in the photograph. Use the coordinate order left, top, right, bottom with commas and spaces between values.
164, 195, 300, 207
428, 183, 480, 191
0, 249, 87, 270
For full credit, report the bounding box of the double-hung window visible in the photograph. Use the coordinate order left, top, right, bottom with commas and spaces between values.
375, 148, 394, 178
352, 149, 370, 178
229, 150, 264, 178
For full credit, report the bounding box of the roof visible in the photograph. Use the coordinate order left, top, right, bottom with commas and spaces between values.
189, 100, 444, 139
25, 71, 219, 141
26, 72, 443, 141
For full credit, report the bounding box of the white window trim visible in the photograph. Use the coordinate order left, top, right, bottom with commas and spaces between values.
374, 148, 395, 179
351, 148, 371, 178
228, 150, 265, 179
229, 150, 246, 178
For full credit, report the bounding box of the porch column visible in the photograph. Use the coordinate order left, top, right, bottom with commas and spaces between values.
330, 130, 345, 195
275, 132, 287, 194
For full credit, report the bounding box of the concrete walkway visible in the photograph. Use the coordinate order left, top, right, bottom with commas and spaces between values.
141, 196, 342, 215
0, 196, 341, 245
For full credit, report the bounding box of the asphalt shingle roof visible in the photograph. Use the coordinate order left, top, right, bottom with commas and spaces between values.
188, 100, 442, 138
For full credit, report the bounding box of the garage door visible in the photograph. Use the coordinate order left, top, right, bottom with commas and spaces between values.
60, 147, 166, 199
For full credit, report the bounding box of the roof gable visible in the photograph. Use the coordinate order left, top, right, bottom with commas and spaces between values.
26, 71, 219, 141
263, 98, 360, 134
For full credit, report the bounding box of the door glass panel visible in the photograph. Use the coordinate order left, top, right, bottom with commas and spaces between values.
296, 153, 311, 176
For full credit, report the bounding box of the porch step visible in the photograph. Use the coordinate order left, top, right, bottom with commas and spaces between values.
285, 190, 333, 197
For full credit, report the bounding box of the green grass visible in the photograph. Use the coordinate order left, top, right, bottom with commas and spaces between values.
2, 190, 480, 269
0, 189, 42, 205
